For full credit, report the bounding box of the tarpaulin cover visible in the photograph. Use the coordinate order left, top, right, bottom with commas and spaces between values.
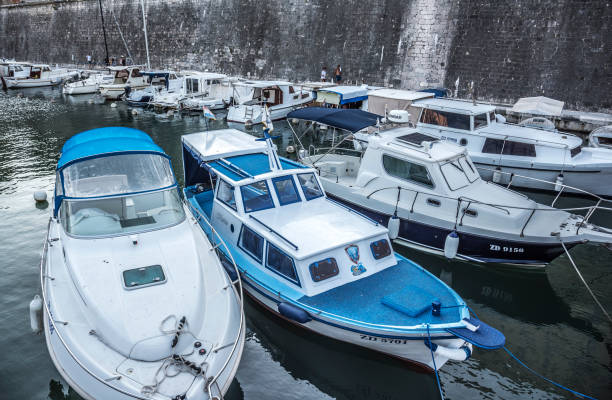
287, 107, 381, 133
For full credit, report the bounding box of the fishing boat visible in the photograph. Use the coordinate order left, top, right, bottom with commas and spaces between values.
63, 72, 114, 95
288, 108, 612, 267
4, 64, 78, 88
125, 71, 181, 107
226, 81, 312, 124
38, 127, 245, 400
411, 98, 612, 197
181, 126, 505, 371
99, 65, 148, 100
0, 61, 31, 89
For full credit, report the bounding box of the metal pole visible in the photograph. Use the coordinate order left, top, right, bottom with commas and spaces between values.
140, 0, 151, 70
98, 0, 110, 65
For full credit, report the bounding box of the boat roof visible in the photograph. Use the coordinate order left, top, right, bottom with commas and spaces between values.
183, 72, 227, 79
511, 96, 564, 116
299, 81, 338, 89
233, 80, 294, 88
413, 98, 496, 115
368, 88, 434, 101
287, 107, 381, 133
57, 127, 167, 169
481, 121, 582, 147
107, 65, 146, 71
317, 85, 369, 99
373, 127, 465, 162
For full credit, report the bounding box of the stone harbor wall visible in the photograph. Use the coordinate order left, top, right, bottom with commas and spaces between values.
0, 0, 610, 112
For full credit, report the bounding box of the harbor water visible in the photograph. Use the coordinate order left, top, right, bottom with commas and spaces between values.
0, 87, 610, 400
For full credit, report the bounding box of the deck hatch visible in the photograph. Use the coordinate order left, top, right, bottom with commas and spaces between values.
122, 265, 166, 290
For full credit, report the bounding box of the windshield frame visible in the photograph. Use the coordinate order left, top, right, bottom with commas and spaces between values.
439, 155, 479, 191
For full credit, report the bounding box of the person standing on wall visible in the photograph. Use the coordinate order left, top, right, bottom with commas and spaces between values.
86, 54, 92, 68
320, 66, 327, 82
334, 64, 342, 83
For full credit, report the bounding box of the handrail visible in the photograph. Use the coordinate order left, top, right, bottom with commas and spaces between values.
248, 214, 299, 250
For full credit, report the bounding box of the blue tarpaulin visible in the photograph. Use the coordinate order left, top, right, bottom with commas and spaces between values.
287, 107, 381, 133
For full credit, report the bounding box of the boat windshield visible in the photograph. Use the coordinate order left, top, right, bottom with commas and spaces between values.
61, 153, 175, 198
439, 156, 480, 191
61, 188, 185, 237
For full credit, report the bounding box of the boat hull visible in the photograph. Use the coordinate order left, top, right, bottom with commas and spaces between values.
64, 84, 99, 95
100, 84, 147, 100
227, 103, 303, 124
6, 78, 62, 88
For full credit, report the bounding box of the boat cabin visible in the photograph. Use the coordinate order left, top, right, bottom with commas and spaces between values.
0, 61, 31, 78
315, 85, 370, 110
182, 129, 394, 297
236, 81, 310, 107
108, 65, 145, 85
367, 88, 434, 125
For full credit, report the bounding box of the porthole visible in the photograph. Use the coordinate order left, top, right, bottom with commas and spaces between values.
459, 138, 468, 146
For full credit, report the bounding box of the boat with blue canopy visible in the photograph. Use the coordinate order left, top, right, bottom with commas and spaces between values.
181, 126, 505, 371
40, 127, 245, 400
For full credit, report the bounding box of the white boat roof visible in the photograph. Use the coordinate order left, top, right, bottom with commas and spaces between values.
374, 127, 465, 162
482, 122, 582, 147
299, 81, 338, 89
1, 61, 31, 66
511, 96, 564, 116
318, 85, 368, 99
413, 98, 496, 115
108, 65, 146, 71
182, 71, 227, 79
368, 88, 434, 101
233, 80, 293, 88
182, 129, 267, 161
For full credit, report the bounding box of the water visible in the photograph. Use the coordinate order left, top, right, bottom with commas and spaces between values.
0, 87, 610, 400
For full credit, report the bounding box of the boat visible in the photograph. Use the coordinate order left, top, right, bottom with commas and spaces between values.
226, 81, 312, 124
410, 97, 612, 197
367, 88, 434, 126
4, 64, 79, 88
180, 127, 505, 371
288, 108, 612, 267
0, 61, 31, 89
63, 72, 114, 95
125, 71, 181, 107
151, 72, 237, 111
588, 125, 612, 150
99, 65, 148, 100
39, 127, 245, 400
315, 85, 371, 110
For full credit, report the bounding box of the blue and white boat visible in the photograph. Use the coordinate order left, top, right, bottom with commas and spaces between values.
181, 127, 505, 371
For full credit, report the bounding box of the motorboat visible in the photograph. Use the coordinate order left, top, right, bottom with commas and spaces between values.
181, 127, 504, 371
151, 72, 236, 111
63, 72, 114, 95
226, 81, 312, 124
0, 61, 31, 89
289, 108, 612, 267
314, 85, 371, 110
588, 125, 612, 150
410, 97, 612, 197
4, 64, 79, 88
367, 88, 434, 126
39, 127, 245, 399
125, 71, 181, 107
99, 65, 148, 100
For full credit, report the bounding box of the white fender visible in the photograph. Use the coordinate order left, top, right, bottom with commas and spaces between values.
298, 148, 307, 159
554, 173, 564, 192
432, 342, 472, 362
286, 145, 295, 154
444, 231, 459, 259
492, 167, 502, 183
33, 191, 47, 202
29, 295, 43, 334
388, 215, 400, 240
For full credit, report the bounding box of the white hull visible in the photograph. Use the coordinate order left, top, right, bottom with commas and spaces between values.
227, 104, 298, 124
6, 77, 62, 88
100, 84, 147, 100
64, 84, 99, 95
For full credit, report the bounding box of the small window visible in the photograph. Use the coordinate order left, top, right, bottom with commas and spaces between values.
288, 86, 295, 94
570, 146, 581, 157
482, 138, 536, 157
123, 265, 166, 289
309, 258, 339, 282
266, 243, 300, 285
419, 109, 471, 130
489, 112, 496, 124
474, 114, 488, 129
241, 180, 274, 212
370, 239, 391, 260
239, 226, 264, 262
462, 208, 478, 217
297, 173, 324, 200
272, 176, 300, 205
427, 198, 441, 207
382, 154, 433, 188
216, 180, 236, 210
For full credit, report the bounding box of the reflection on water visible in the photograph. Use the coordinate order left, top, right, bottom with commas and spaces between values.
0, 88, 610, 400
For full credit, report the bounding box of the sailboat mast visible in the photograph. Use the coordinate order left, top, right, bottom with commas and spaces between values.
140, 0, 151, 70
98, 0, 110, 65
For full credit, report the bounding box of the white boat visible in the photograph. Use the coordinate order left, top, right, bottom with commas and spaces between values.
588, 125, 612, 150
181, 127, 505, 372
5, 64, 79, 88
226, 81, 312, 124
0, 61, 31, 89
125, 71, 182, 107
99, 65, 148, 100
315, 85, 371, 110
367, 88, 435, 125
411, 98, 612, 197
289, 108, 612, 267
63, 72, 114, 95
151, 72, 234, 111
39, 127, 245, 400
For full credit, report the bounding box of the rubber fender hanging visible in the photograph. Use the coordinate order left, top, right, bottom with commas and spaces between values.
387, 215, 400, 240
444, 231, 459, 259
278, 302, 311, 323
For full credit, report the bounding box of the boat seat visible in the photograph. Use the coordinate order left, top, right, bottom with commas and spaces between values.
381, 285, 438, 317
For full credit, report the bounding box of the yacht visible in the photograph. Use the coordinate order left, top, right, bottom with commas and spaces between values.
99, 66, 148, 100
181, 128, 504, 371
40, 127, 245, 400
63, 71, 114, 95
4, 64, 78, 88
226, 81, 312, 124
291, 110, 612, 266
411, 98, 612, 197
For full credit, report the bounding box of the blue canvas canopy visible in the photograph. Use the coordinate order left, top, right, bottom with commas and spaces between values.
57, 127, 167, 169
287, 107, 381, 133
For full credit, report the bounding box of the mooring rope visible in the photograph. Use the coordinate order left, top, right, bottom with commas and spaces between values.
560, 241, 612, 323
426, 325, 445, 400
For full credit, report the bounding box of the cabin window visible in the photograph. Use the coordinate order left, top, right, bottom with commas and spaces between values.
482, 138, 536, 157
272, 176, 300, 205
309, 258, 339, 282
288, 86, 295, 94
382, 155, 433, 188
216, 179, 236, 210
489, 112, 496, 124
241, 180, 274, 212
266, 243, 300, 285
570, 146, 581, 157
186, 78, 199, 93
123, 265, 166, 290
239, 225, 264, 263
131, 69, 142, 78
420, 109, 470, 130
440, 160, 470, 190
474, 114, 488, 129
370, 239, 391, 260
297, 173, 324, 200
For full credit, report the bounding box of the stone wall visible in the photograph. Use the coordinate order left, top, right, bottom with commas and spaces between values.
0, 0, 610, 112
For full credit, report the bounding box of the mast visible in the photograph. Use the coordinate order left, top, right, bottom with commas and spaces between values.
98, 0, 110, 65
140, 0, 151, 70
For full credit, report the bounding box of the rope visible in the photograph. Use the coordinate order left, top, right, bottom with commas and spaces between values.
560, 241, 612, 323
426, 325, 445, 400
